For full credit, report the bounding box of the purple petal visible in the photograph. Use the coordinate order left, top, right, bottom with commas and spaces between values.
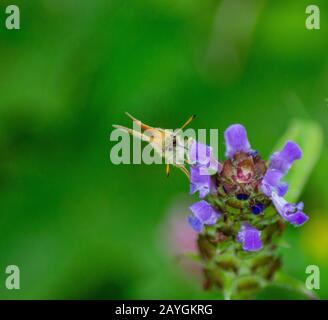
189, 141, 221, 175
263, 169, 283, 186
269, 141, 302, 174
189, 200, 220, 225
261, 169, 289, 197
285, 211, 309, 226
276, 182, 289, 197
189, 141, 212, 166
237, 223, 262, 252
190, 166, 217, 198
207, 157, 223, 175
271, 192, 309, 226
198, 187, 210, 199
297, 202, 304, 211
187, 214, 203, 232
224, 124, 251, 158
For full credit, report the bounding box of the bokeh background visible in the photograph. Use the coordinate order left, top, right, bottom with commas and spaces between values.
0, 0, 327, 299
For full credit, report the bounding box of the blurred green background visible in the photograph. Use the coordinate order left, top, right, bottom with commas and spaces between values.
0, 0, 327, 299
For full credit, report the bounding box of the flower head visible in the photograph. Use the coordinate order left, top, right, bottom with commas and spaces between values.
188, 124, 308, 250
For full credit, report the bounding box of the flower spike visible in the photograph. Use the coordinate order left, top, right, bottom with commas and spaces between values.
113, 115, 315, 299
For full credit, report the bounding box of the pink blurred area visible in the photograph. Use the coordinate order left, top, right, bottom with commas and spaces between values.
159, 196, 203, 280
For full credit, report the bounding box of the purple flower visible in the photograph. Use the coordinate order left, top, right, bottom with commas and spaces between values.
224, 124, 252, 158
261, 169, 289, 197
189, 141, 221, 198
189, 141, 221, 174
260, 140, 306, 227
190, 166, 217, 198
269, 141, 302, 175
237, 223, 262, 252
187, 215, 203, 233
251, 203, 265, 215
236, 193, 249, 200
188, 200, 220, 232
271, 192, 309, 226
